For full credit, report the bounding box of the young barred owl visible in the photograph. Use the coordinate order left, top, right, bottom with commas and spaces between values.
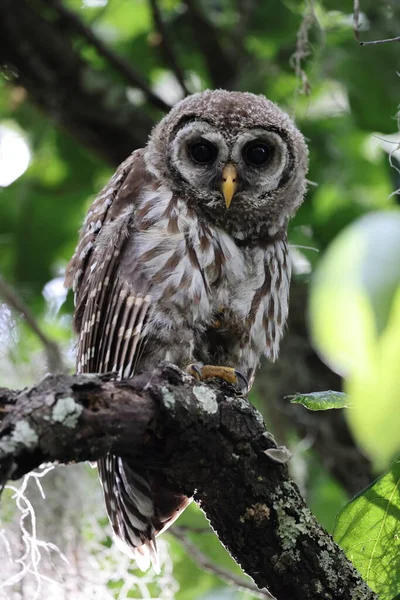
65, 90, 308, 571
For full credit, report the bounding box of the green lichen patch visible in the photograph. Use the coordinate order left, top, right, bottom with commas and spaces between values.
52, 397, 83, 428
161, 386, 176, 409
273, 493, 314, 552
0, 419, 38, 454
193, 385, 218, 414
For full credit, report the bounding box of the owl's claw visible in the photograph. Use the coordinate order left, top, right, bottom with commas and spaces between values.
186, 364, 249, 395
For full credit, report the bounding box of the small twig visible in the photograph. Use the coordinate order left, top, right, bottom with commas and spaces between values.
170, 526, 275, 599
148, 0, 189, 96
0, 274, 65, 374
50, 0, 171, 112
353, 0, 361, 41
360, 36, 400, 46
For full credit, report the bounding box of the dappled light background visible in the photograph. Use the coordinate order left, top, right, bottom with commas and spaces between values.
0, 0, 399, 598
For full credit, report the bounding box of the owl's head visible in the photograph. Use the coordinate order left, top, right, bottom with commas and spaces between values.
146, 90, 308, 237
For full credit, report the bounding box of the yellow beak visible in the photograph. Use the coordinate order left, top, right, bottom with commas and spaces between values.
221, 163, 237, 209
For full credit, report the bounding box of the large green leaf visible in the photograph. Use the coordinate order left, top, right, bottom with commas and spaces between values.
310, 212, 400, 468
334, 458, 400, 600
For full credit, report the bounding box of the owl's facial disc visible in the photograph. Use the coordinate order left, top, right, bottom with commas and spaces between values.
169, 121, 294, 231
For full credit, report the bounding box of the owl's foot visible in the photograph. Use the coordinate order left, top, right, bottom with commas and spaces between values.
187, 364, 249, 395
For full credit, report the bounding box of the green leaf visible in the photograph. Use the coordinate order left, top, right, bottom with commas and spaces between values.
287, 390, 350, 411
334, 457, 400, 600
309, 212, 400, 468
346, 287, 400, 470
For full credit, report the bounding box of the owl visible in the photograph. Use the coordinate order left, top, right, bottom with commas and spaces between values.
65, 90, 308, 571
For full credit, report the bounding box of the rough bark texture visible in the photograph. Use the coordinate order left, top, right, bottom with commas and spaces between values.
0, 365, 377, 600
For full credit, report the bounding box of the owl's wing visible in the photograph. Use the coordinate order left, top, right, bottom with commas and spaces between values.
65, 150, 189, 572
65, 149, 152, 378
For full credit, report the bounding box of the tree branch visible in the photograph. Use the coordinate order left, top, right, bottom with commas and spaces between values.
170, 526, 275, 599
181, 0, 237, 89
0, 365, 377, 600
50, 0, 172, 112
0, 0, 157, 165
0, 274, 65, 374
148, 0, 189, 96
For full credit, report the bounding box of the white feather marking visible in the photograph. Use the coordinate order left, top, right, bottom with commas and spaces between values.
79, 241, 93, 261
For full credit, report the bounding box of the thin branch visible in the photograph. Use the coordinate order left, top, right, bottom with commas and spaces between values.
0, 365, 378, 600
360, 36, 400, 46
353, 0, 400, 46
0, 274, 65, 374
50, 0, 171, 112
182, 0, 237, 89
148, 0, 189, 96
353, 0, 361, 41
170, 526, 275, 599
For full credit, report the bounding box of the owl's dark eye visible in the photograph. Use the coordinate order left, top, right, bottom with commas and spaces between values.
189, 140, 217, 165
243, 141, 273, 167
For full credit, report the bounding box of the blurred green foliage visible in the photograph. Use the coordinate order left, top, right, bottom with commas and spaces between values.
310, 212, 400, 471
0, 0, 399, 598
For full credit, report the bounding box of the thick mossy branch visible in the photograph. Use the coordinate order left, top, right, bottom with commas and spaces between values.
0, 365, 376, 600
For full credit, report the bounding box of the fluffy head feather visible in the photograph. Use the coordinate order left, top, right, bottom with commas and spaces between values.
145, 90, 308, 237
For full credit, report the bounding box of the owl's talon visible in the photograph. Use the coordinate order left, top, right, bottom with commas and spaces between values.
186, 364, 249, 395
186, 364, 203, 380
234, 369, 250, 395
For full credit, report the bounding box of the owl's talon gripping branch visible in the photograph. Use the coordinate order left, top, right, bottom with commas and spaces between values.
187, 364, 249, 395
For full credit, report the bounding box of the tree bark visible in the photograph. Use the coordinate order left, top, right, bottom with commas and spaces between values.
0, 364, 377, 600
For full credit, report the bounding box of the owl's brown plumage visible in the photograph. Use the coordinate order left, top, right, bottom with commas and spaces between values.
65, 90, 308, 570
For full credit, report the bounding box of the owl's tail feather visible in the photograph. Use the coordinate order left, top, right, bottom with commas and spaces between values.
98, 455, 191, 572
113, 532, 160, 573
98, 455, 161, 572
133, 541, 160, 573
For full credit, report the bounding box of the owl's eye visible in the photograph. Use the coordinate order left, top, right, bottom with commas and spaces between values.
243, 141, 273, 167
189, 140, 217, 165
